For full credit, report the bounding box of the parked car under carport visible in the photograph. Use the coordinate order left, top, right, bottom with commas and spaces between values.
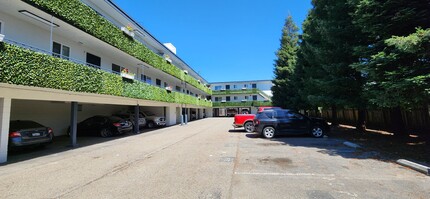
8, 120, 54, 149
70, 116, 133, 137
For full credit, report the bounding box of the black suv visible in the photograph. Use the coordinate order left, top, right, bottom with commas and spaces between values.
254, 109, 330, 139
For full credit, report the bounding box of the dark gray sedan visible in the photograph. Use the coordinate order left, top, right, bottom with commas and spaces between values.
9, 120, 54, 148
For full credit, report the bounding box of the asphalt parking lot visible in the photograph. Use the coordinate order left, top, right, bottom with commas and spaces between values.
0, 118, 429, 198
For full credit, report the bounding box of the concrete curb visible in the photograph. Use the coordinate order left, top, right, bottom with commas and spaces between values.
343, 141, 361, 149
396, 159, 430, 176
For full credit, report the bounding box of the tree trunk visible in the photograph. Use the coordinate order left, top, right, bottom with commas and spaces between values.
356, 108, 367, 133
390, 106, 407, 137
331, 105, 339, 126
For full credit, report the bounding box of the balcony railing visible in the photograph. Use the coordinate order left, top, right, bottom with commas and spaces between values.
4, 38, 116, 75
212, 88, 272, 101
0, 42, 212, 107
212, 88, 259, 95
3, 38, 206, 98
212, 101, 272, 107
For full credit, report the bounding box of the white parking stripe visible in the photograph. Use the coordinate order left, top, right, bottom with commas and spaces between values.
234, 172, 335, 177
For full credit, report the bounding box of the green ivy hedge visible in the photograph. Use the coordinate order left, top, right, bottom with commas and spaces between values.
212, 101, 272, 107
23, 0, 212, 95
0, 43, 211, 107
212, 88, 260, 95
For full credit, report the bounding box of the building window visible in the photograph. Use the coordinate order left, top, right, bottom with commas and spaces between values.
226, 85, 230, 90
112, 64, 123, 74
226, 96, 231, 102
252, 84, 257, 89
214, 86, 222, 91
164, 82, 168, 88
86, 52, 101, 68
233, 85, 237, 89
175, 86, 181, 91
215, 97, 220, 102
234, 96, 238, 100
156, 79, 161, 87
190, 92, 194, 96
245, 96, 249, 100
0, 21, 3, 34
52, 42, 70, 60
244, 84, 248, 88
186, 90, 189, 94
146, 76, 152, 84
253, 95, 257, 100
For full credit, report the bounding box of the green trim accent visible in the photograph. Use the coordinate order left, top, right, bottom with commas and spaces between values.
0, 43, 212, 107
212, 88, 259, 95
23, 0, 211, 95
212, 101, 272, 107
212, 88, 272, 101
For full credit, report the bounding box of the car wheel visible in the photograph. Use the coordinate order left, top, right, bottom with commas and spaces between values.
147, 121, 155, 128
100, 128, 112, 137
244, 122, 254, 133
311, 126, 324, 138
262, 126, 275, 139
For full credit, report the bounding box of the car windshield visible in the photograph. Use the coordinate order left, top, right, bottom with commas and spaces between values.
10, 120, 44, 131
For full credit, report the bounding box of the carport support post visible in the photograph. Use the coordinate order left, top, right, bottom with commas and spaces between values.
69, 102, 78, 147
180, 106, 184, 126
185, 108, 188, 125
134, 105, 139, 134
0, 98, 12, 163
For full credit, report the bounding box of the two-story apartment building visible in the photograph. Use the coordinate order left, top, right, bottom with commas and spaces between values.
0, 0, 212, 163
210, 80, 273, 116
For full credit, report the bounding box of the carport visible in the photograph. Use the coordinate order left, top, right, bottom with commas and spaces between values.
0, 83, 179, 163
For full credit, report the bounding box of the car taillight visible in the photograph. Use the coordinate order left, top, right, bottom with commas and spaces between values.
48, 128, 53, 134
9, 132, 21, 138
113, 123, 121, 127
255, 120, 260, 125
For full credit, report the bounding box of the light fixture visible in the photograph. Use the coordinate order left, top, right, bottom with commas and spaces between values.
19, 10, 59, 28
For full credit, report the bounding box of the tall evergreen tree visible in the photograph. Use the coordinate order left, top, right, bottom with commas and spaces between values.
272, 15, 300, 109
299, 0, 365, 126
351, 0, 430, 134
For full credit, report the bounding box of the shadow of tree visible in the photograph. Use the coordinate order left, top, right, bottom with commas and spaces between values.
244, 125, 429, 165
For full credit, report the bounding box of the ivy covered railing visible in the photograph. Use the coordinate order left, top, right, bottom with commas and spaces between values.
212, 101, 272, 107
22, 0, 212, 95
212, 88, 260, 95
212, 88, 272, 100
0, 43, 212, 107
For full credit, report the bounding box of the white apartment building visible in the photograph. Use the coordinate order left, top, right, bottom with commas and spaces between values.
210, 80, 273, 116
0, 0, 212, 163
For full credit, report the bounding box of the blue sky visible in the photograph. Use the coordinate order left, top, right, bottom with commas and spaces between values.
113, 0, 312, 83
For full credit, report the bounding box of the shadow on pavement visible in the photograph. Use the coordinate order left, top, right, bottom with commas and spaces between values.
3, 128, 161, 165
228, 129, 246, 133
244, 125, 429, 165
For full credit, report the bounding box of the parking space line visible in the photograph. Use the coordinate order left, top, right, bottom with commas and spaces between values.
234, 171, 335, 177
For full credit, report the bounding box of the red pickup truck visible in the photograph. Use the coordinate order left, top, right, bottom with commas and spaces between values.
232, 107, 280, 132
233, 114, 256, 132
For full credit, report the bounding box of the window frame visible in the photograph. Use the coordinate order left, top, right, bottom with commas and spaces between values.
52, 41, 70, 60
